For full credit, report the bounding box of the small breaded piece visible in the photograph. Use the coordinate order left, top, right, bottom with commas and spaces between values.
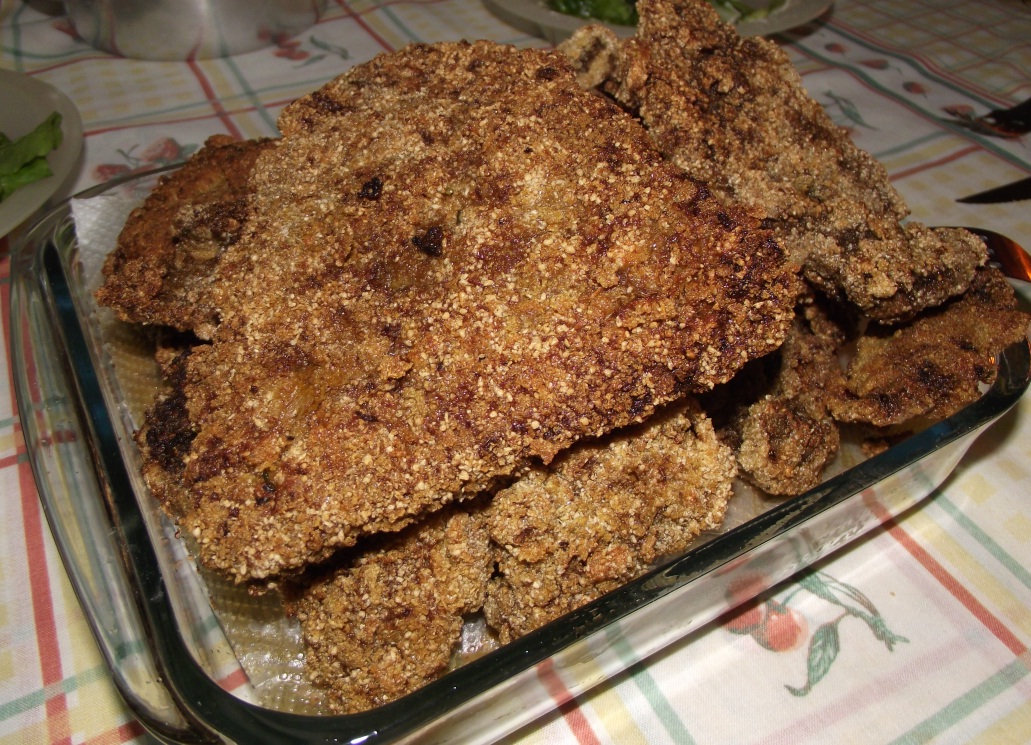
96, 136, 274, 339
733, 298, 847, 496
736, 396, 839, 496
829, 267, 1030, 430
559, 0, 986, 323
286, 506, 493, 714
172, 41, 797, 582
559, 22, 622, 90
484, 399, 735, 643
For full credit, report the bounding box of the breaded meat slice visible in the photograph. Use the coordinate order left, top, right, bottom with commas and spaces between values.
484, 398, 735, 642
96, 135, 274, 339
828, 266, 1029, 432
714, 294, 848, 497
172, 41, 798, 582
285, 505, 493, 714
559, 0, 985, 323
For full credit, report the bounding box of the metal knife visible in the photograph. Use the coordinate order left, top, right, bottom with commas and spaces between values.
957, 175, 1031, 204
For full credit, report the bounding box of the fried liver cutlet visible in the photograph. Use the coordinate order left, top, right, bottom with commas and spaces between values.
828, 266, 1030, 432
96, 135, 274, 339
286, 505, 493, 714
163, 41, 796, 582
287, 398, 733, 709
559, 0, 986, 323
484, 398, 735, 642
727, 295, 848, 496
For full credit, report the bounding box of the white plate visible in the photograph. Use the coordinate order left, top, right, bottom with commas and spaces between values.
483, 0, 832, 45
0, 69, 84, 238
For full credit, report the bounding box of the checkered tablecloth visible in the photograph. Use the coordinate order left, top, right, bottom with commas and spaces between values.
2, 1, 1030, 743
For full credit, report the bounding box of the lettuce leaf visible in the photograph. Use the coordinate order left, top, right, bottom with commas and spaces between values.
0, 111, 63, 202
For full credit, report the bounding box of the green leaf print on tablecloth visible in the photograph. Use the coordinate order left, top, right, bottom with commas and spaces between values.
722, 569, 908, 697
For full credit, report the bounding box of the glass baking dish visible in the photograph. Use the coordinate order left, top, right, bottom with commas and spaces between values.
10, 169, 1031, 745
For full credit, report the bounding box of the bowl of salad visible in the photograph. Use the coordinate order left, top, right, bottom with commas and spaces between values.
481, 0, 832, 45
0, 70, 83, 237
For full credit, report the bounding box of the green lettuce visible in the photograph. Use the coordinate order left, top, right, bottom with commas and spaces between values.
547, 0, 639, 26
0, 111, 63, 202
545, 0, 786, 27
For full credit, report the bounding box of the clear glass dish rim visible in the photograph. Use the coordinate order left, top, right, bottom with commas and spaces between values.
11, 172, 1031, 744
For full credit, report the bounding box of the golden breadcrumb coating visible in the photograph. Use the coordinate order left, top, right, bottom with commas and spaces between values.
559, 0, 986, 323
171, 41, 796, 582
286, 506, 493, 714
828, 267, 1030, 430
96, 136, 274, 339
484, 399, 735, 642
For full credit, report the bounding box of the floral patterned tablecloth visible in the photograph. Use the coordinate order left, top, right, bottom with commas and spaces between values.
2, 1, 1030, 743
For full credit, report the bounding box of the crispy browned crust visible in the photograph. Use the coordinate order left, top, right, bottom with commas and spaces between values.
135, 347, 198, 520
484, 398, 735, 642
828, 267, 1030, 430
559, 1, 986, 323
287, 397, 735, 708
286, 506, 493, 714
101, 11, 1031, 710
96, 135, 274, 339
172, 41, 796, 581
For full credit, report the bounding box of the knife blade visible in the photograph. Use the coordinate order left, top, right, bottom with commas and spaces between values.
957, 175, 1031, 204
